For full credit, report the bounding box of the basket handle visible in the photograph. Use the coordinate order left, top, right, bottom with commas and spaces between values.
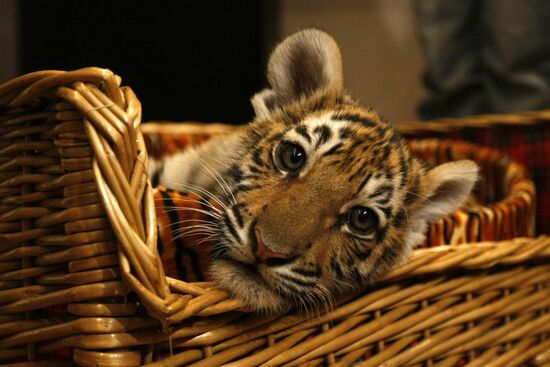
51, 68, 176, 327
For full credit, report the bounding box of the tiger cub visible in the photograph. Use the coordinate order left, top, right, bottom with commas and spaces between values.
153, 29, 478, 313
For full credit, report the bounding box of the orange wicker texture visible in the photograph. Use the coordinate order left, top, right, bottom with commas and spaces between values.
0, 69, 549, 367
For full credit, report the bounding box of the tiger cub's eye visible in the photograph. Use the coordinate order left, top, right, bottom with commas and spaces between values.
347, 207, 377, 233
277, 142, 306, 172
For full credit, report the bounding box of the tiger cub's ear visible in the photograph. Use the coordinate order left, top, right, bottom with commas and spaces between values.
251, 29, 345, 119
417, 160, 479, 223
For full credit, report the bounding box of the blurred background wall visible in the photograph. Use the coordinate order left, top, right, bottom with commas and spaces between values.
0, 0, 19, 85
280, 0, 425, 122
0, 0, 425, 122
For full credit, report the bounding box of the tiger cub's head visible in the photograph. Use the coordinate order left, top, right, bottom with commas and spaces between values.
210, 29, 478, 313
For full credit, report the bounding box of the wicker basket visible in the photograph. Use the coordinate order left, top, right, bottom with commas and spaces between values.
0, 69, 549, 367
394, 113, 550, 235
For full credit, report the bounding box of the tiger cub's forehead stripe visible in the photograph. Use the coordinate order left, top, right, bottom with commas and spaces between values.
286, 114, 352, 154
360, 173, 391, 198
313, 125, 332, 148
338, 126, 356, 140
331, 112, 377, 127
295, 125, 312, 143
322, 142, 344, 157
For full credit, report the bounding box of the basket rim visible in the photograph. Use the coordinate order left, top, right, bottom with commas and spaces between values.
394, 108, 550, 133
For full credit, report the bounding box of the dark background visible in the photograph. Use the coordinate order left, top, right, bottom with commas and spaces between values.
19, 0, 278, 124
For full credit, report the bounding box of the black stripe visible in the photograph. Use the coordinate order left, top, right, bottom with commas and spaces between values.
371, 182, 394, 205
351, 243, 373, 261
230, 204, 244, 228
375, 227, 387, 243
228, 164, 244, 183
404, 190, 417, 205
157, 225, 164, 255
393, 209, 407, 228
241, 174, 261, 181
278, 273, 317, 288
234, 184, 261, 194
283, 110, 303, 124
222, 212, 241, 244
323, 142, 344, 157
314, 125, 332, 148
350, 268, 363, 282
368, 185, 393, 199
292, 267, 322, 278
151, 163, 163, 187
248, 165, 263, 174
211, 236, 230, 259
179, 237, 206, 281
159, 190, 204, 281
383, 144, 392, 160
339, 127, 353, 139
199, 196, 215, 216
376, 125, 390, 138
379, 206, 392, 219
348, 158, 371, 185
354, 172, 373, 194
358, 248, 373, 261
247, 130, 263, 146
443, 216, 454, 244
295, 125, 312, 143
332, 112, 376, 127
309, 94, 331, 111
160, 190, 187, 278
330, 258, 344, 279
252, 149, 265, 167
329, 159, 344, 167
375, 194, 393, 206
264, 257, 295, 267
374, 240, 402, 269
267, 132, 285, 142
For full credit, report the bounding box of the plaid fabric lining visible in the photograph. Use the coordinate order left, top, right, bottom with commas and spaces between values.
400, 123, 549, 234
408, 139, 535, 246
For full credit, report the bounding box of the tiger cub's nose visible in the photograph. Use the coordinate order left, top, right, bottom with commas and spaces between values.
254, 229, 290, 264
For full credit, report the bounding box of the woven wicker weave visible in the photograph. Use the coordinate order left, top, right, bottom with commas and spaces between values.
0, 69, 549, 367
